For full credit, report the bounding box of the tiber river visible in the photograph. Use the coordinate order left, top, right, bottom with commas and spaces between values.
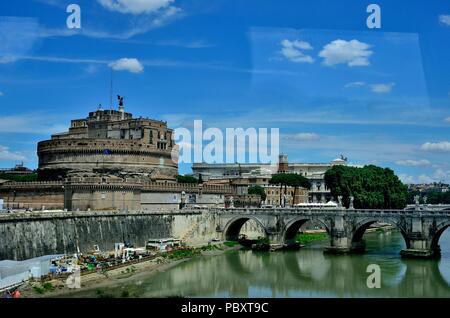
72, 230, 450, 298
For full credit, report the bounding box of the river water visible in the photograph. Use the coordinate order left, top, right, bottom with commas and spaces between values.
72, 230, 450, 298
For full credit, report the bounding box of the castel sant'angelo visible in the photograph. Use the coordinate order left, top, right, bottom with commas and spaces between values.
0, 97, 233, 212
37, 96, 178, 182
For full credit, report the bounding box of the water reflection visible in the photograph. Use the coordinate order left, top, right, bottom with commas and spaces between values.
70, 231, 450, 298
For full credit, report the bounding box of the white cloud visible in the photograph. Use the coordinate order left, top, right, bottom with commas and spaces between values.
345, 81, 366, 88
420, 141, 450, 152
395, 159, 431, 167
399, 174, 416, 184
399, 169, 450, 184
283, 133, 320, 141
0, 17, 41, 64
279, 39, 314, 64
156, 39, 213, 48
439, 15, 450, 26
108, 58, 144, 73
0, 145, 26, 161
0, 112, 67, 134
417, 174, 435, 184
319, 39, 373, 67
0, 91, 3, 96
344, 81, 394, 94
445, 117, 450, 124
370, 83, 395, 93
97, 0, 175, 15
419, 169, 450, 183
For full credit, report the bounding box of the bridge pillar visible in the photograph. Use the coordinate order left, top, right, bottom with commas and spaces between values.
400, 216, 437, 258
323, 211, 352, 254
400, 238, 436, 258
267, 232, 283, 247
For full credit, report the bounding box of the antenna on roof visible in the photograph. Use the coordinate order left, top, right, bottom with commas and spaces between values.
109, 69, 113, 111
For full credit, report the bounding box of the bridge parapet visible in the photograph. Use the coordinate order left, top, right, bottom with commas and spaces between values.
211, 207, 450, 215
212, 207, 450, 258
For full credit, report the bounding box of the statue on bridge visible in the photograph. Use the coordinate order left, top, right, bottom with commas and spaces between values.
338, 196, 343, 208
229, 196, 234, 208
414, 195, 420, 210
349, 196, 354, 209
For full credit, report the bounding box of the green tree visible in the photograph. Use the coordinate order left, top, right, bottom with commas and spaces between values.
286, 174, 311, 205
270, 173, 311, 206
269, 173, 290, 206
176, 175, 199, 184
408, 190, 450, 204
0, 173, 38, 182
248, 185, 267, 201
324, 165, 408, 209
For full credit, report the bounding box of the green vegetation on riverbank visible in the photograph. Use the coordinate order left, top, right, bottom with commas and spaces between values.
296, 232, 328, 244
223, 241, 239, 247
163, 248, 201, 259
162, 244, 222, 260
32, 282, 55, 294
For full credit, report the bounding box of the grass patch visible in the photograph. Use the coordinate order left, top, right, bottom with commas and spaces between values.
42, 282, 54, 291
96, 289, 114, 298
296, 232, 328, 245
33, 286, 45, 294
223, 241, 239, 247
120, 266, 137, 274
199, 244, 220, 251
33, 282, 55, 294
163, 248, 201, 260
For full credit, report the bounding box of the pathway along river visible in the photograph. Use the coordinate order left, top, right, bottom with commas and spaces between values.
70, 230, 450, 298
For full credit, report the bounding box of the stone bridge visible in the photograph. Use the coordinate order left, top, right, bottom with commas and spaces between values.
212, 206, 450, 258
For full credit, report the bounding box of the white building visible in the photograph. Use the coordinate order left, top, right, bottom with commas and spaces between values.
192, 155, 348, 203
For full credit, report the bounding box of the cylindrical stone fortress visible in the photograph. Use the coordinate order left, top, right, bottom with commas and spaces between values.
37, 103, 178, 181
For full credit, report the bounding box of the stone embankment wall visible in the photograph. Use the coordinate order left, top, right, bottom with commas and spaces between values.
0, 209, 265, 261
0, 210, 232, 261
0, 181, 234, 211
0, 182, 64, 210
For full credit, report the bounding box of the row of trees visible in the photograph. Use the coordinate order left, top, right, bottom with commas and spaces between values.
324, 165, 408, 209
407, 191, 450, 205
269, 173, 311, 206
176, 175, 200, 184
248, 173, 312, 206
248, 185, 267, 201
0, 173, 38, 182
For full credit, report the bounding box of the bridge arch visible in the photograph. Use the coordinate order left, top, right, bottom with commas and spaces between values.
281, 217, 330, 246
430, 221, 450, 252
223, 216, 267, 241
351, 217, 409, 252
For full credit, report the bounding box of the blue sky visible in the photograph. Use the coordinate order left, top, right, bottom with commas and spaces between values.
0, 0, 449, 183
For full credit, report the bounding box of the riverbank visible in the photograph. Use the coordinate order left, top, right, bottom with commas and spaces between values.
296, 232, 328, 245
295, 223, 395, 246
18, 243, 241, 298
